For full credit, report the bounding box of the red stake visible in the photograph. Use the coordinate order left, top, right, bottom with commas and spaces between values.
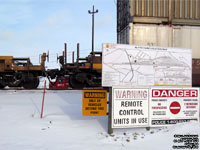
41, 80, 46, 119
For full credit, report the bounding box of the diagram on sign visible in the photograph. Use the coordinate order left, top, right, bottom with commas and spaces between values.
102, 44, 192, 87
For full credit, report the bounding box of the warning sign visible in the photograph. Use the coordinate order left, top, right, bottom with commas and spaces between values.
112, 87, 149, 128
150, 88, 199, 127
82, 90, 107, 116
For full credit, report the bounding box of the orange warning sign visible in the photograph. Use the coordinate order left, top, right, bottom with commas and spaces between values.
82, 90, 107, 116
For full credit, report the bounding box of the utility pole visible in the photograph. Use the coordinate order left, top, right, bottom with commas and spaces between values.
88, 5, 98, 56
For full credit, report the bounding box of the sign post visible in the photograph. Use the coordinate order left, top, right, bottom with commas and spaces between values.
108, 87, 113, 135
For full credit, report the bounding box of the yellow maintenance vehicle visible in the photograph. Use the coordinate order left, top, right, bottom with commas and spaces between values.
0, 53, 48, 89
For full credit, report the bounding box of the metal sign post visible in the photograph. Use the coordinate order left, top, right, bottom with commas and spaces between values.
108, 87, 113, 135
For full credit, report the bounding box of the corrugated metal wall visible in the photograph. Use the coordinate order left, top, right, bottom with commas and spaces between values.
130, 0, 200, 19
117, 0, 200, 31
127, 24, 200, 58
117, 0, 200, 45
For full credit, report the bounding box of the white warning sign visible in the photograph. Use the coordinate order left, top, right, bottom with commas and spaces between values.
112, 87, 149, 128
150, 88, 199, 127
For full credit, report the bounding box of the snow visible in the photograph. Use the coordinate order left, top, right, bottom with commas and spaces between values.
0, 90, 199, 150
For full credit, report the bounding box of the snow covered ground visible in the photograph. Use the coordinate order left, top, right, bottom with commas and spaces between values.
0, 90, 199, 150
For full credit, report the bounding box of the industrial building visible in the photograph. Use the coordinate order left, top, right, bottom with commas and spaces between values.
117, 0, 200, 56
117, 0, 200, 86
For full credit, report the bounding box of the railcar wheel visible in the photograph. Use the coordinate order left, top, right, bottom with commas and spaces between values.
0, 84, 5, 89
23, 76, 40, 89
0, 80, 5, 89
69, 74, 85, 89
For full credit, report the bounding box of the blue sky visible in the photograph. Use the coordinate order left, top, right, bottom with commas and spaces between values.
0, 0, 116, 68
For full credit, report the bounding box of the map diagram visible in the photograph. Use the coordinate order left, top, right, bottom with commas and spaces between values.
102, 44, 192, 87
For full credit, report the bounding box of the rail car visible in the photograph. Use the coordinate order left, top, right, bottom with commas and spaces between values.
0, 53, 48, 89
47, 43, 200, 89
47, 43, 102, 89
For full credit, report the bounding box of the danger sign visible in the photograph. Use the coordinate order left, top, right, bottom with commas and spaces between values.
169, 102, 181, 114
150, 88, 199, 127
152, 89, 198, 97
82, 90, 107, 116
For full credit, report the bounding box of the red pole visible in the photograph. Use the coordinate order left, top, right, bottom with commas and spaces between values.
41, 80, 46, 119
